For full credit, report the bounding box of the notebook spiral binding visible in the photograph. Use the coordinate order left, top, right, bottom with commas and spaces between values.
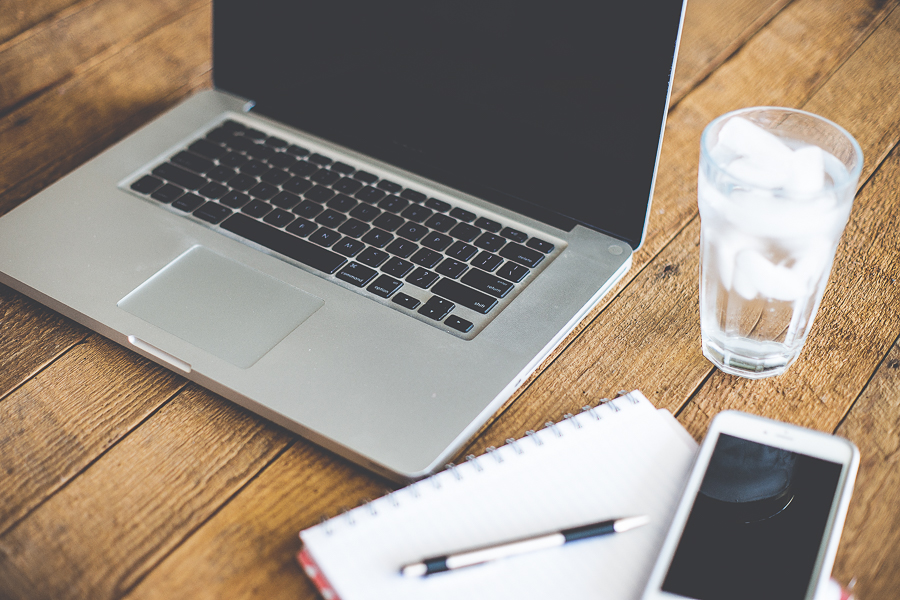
323, 391, 646, 534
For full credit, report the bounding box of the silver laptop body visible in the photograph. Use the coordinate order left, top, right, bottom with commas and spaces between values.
0, 2, 686, 481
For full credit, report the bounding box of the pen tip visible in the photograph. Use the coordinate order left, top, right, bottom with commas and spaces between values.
614, 515, 650, 533
401, 563, 428, 577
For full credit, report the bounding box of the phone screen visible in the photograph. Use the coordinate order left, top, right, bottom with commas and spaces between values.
661, 434, 843, 600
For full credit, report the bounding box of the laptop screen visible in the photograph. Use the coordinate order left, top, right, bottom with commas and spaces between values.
214, 1, 684, 249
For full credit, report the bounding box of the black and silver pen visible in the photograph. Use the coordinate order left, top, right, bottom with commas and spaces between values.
399, 515, 649, 577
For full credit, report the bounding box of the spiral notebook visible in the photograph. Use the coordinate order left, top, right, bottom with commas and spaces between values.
298, 391, 698, 600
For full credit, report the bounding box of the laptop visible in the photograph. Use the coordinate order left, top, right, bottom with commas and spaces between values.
0, 1, 686, 481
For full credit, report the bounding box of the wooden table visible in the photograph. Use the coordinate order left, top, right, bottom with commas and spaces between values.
1, 0, 899, 598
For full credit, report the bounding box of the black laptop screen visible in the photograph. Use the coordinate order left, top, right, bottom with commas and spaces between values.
214, 1, 684, 248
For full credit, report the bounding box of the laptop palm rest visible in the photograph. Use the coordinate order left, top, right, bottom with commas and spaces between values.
118, 245, 323, 368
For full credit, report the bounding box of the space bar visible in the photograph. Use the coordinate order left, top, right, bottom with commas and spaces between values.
220, 214, 346, 274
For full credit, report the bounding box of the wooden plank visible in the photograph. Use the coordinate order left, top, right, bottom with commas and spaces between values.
0, 334, 185, 536
0, 4, 212, 217
0, 283, 86, 398
456, 0, 899, 457
0, 384, 293, 600
0, 0, 204, 114
124, 442, 390, 600
0, 0, 80, 46
831, 340, 900, 598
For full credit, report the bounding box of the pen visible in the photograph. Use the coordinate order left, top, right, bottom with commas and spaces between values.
399, 515, 650, 577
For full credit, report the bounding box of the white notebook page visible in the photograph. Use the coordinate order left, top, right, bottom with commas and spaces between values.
300, 391, 698, 600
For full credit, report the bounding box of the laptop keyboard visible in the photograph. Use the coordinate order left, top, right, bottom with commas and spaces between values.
125, 117, 560, 338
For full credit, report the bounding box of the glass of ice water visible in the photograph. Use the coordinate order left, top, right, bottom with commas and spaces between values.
698, 107, 863, 379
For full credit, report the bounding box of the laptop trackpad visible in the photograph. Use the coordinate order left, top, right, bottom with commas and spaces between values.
118, 246, 323, 368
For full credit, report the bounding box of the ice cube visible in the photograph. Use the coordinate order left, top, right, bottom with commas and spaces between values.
726, 157, 790, 189
785, 145, 825, 194
717, 116, 794, 166
731, 249, 805, 301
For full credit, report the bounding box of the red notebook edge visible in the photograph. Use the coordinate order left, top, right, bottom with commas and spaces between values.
297, 544, 342, 600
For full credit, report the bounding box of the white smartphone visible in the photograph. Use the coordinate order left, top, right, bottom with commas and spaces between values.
642, 411, 859, 600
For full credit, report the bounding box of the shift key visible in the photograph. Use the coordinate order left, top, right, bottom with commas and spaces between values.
431, 278, 497, 314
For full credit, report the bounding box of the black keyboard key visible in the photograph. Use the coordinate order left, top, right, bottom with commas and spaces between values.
221, 214, 346, 274
150, 183, 184, 203
263, 209, 295, 228
401, 204, 433, 222
283, 177, 313, 195
268, 153, 297, 170
171, 193, 205, 212
386, 238, 418, 258
264, 135, 288, 148
188, 139, 226, 159
496, 261, 529, 283
219, 151, 248, 168
410, 248, 442, 269
308, 153, 333, 166
400, 189, 427, 203
245, 143, 275, 160
206, 127, 239, 144
220, 119, 245, 131
406, 267, 439, 289
153, 163, 206, 190
431, 278, 498, 314
240, 160, 270, 177
305, 185, 335, 203
354, 170, 378, 184
198, 181, 228, 199
242, 127, 267, 140
220, 191, 250, 208
131, 175, 163, 194
362, 228, 393, 248
261, 168, 291, 186
336, 263, 377, 287
327, 194, 357, 212
349, 203, 380, 222
471, 251, 503, 272
315, 209, 347, 229
194, 201, 232, 224
286, 144, 310, 156
242, 199, 272, 218
396, 222, 428, 242
499, 242, 544, 268
357, 247, 389, 268
425, 198, 451, 212
206, 165, 237, 183
271, 191, 302, 209
293, 200, 324, 219
356, 186, 387, 204
226, 136, 256, 153
435, 258, 467, 279
228, 173, 258, 191
368, 275, 403, 298
445, 315, 473, 333
461, 269, 513, 298
445, 241, 478, 261
308, 227, 341, 247
377, 179, 402, 193
333, 177, 364, 195
474, 217, 502, 233
289, 161, 318, 177
382, 257, 414, 277
171, 151, 214, 174
392, 293, 420, 309
249, 182, 279, 200
474, 232, 506, 253
418, 296, 454, 321
337, 218, 369, 238
424, 213, 457, 233
500, 227, 528, 243
450, 207, 476, 222
312, 169, 341, 186
449, 223, 481, 243
333, 238, 366, 258
421, 232, 453, 252
331, 161, 355, 175
372, 213, 404, 231
378, 195, 409, 213
285, 217, 317, 237
527, 237, 554, 253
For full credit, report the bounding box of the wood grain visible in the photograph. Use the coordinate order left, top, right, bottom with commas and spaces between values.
0, 385, 293, 600
0, 0, 81, 46
0, 283, 86, 398
0, 335, 185, 536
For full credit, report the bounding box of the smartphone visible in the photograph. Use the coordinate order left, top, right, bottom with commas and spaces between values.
642, 411, 859, 600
